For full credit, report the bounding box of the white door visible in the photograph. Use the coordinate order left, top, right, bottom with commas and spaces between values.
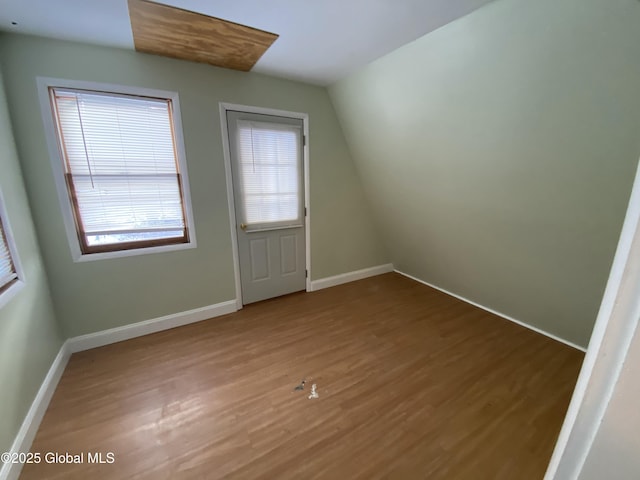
227, 111, 306, 304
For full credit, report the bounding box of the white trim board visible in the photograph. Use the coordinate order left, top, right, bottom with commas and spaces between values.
67, 300, 237, 353
309, 264, 394, 291
544, 159, 640, 479
395, 269, 586, 352
0, 343, 70, 480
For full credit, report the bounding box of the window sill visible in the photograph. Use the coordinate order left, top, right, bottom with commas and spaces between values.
0, 280, 26, 310
73, 240, 197, 263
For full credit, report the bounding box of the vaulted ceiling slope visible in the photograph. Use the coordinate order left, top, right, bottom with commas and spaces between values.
0, 0, 495, 85
329, 0, 640, 348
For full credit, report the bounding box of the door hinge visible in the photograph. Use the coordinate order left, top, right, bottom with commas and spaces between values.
304, 207, 307, 217
303, 135, 306, 146
305, 270, 308, 278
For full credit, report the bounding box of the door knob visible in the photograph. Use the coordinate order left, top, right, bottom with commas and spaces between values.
240, 223, 247, 231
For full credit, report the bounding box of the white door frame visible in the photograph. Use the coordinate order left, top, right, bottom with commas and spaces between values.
219, 102, 311, 309
545, 157, 640, 479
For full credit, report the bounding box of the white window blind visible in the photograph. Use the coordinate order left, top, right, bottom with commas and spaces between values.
50, 88, 189, 253
0, 217, 17, 292
236, 121, 301, 226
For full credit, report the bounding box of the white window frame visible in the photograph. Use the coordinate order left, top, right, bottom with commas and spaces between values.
0, 189, 25, 309
37, 77, 197, 262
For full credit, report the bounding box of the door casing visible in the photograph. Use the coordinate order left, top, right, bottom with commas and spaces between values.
219, 102, 311, 309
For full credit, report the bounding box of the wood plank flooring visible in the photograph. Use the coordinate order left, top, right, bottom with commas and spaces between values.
20, 273, 584, 479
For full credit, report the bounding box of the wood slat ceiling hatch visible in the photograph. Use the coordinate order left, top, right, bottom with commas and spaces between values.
128, 0, 279, 72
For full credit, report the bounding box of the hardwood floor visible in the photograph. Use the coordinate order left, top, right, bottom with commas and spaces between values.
20, 273, 584, 479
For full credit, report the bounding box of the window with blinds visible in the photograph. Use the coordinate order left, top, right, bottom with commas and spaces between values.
49, 87, 190, 254
236, 120, 302, 227
0, 209, 18, 295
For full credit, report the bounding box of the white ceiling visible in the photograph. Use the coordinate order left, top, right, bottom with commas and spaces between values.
0, 0, 495, 85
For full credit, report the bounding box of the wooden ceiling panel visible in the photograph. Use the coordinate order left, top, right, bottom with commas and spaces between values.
128, 0, 278, 72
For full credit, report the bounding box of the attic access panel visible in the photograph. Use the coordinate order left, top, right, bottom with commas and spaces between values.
128, 0, 278, 72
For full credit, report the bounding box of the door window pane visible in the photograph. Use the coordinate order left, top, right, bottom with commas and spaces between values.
236, 121, 301, 225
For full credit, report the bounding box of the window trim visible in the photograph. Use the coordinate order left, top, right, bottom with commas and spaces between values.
37, 77, 197, 262
0, 189, 25, 309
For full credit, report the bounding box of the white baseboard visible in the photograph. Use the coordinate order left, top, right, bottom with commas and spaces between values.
0, 342, 71, 480
395, 269, 587, 352
67, 300, 238, 353
309, 263, 394, 292
1, 299, 238, 480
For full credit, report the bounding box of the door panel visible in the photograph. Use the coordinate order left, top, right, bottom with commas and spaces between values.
227, 111, 306, 304
280, 235, 297, 275
249, 237, 270, 281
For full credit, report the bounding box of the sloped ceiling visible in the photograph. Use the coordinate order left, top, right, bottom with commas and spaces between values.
329, 0, 640, 347
0, 0, 495, 85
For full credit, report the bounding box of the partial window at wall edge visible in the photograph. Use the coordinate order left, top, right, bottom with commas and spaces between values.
0, 190, 24, 307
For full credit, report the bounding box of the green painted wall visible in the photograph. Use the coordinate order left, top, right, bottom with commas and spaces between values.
0, 69, 63, 456
329, 0, 640, 347
0, 34, 388, 338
